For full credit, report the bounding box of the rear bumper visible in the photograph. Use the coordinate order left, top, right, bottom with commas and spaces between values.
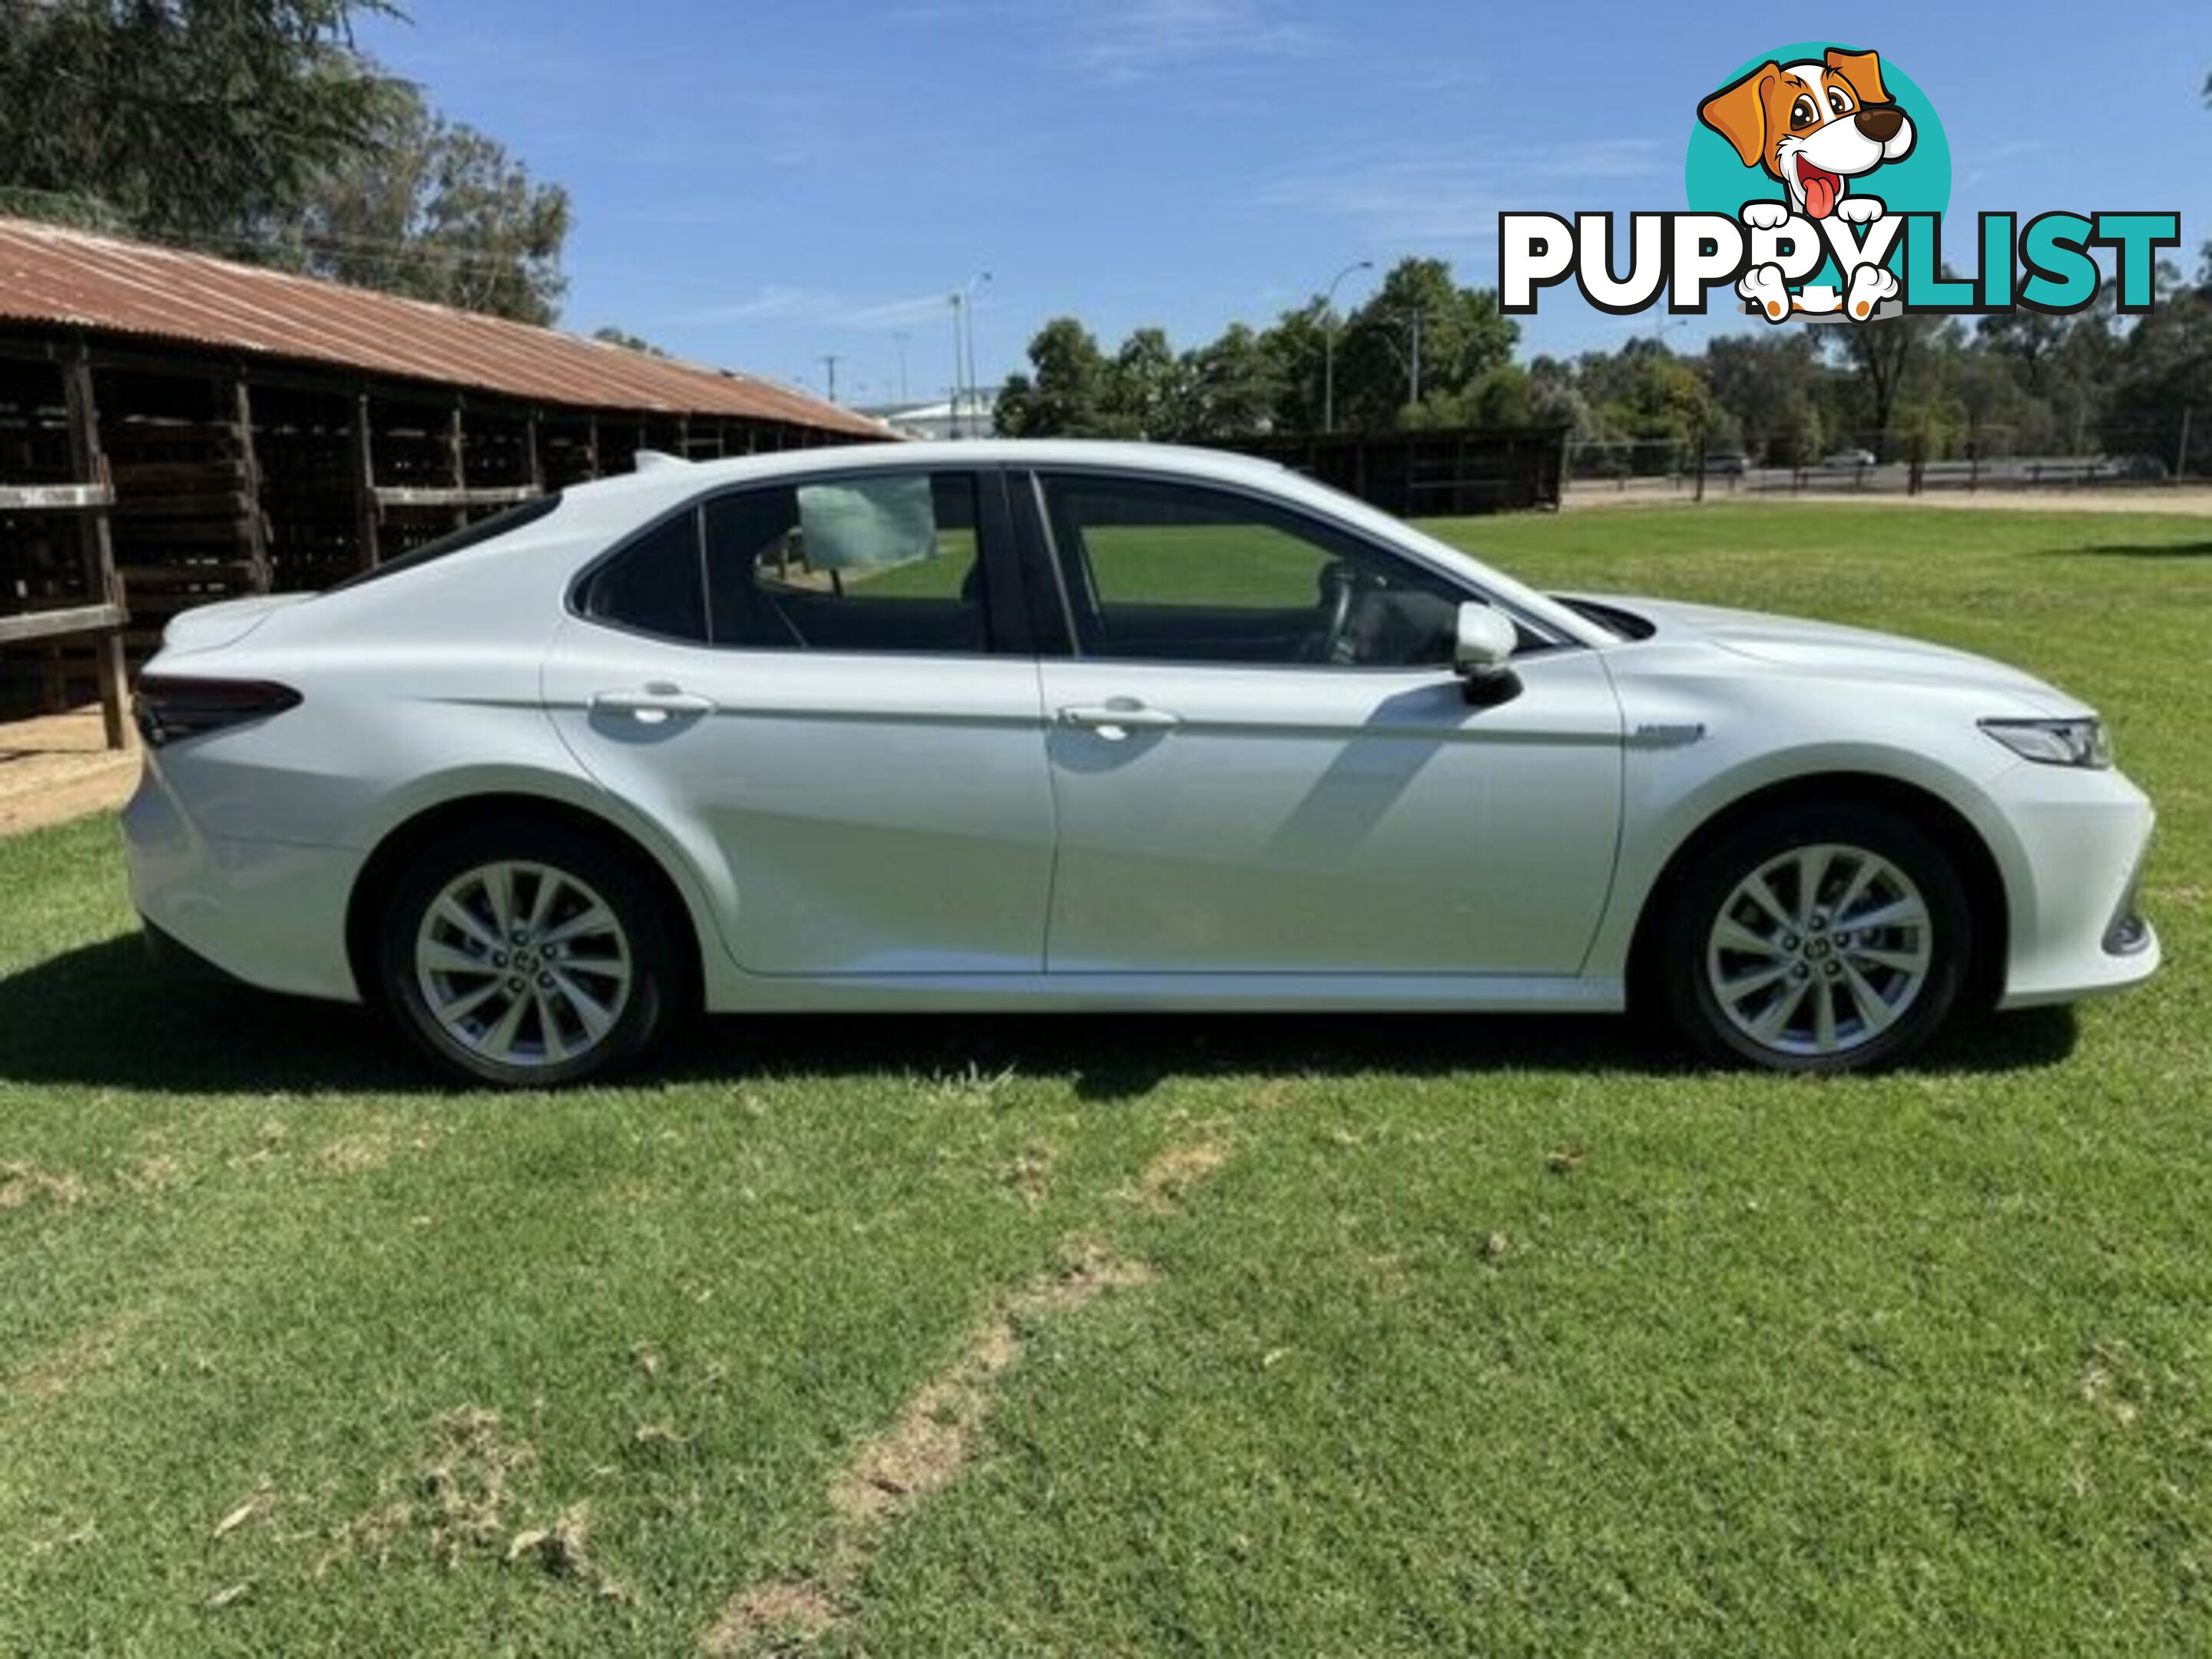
121, 763, 365, 1002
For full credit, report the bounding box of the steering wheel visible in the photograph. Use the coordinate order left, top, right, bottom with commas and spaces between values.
1318, 564, 1361, 665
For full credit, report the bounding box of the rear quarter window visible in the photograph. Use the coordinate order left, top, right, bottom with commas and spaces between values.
576, 510, 707, 642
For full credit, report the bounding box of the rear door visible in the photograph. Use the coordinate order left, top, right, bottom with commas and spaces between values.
544, 465, 1059, 976
1022, 467, 1624, 977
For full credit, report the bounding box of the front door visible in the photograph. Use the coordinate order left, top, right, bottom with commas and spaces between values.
1025, 469, 1623, 976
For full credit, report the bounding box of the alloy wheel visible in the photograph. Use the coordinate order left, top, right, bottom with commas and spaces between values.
1703, 842, 1936, 1060
413, 859, 634, 1068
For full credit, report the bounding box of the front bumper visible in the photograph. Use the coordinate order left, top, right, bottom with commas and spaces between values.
121, 761, 366, 1003
1986, 760, 2161, 1008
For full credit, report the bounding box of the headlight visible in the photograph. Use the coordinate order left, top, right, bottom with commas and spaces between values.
1979, 717, 2111, 769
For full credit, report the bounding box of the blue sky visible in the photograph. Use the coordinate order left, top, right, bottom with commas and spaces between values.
358, 2, 2204, 404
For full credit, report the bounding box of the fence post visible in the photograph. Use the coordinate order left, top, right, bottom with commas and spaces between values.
2178, 406, 2194, 482
61, 349, 127, 750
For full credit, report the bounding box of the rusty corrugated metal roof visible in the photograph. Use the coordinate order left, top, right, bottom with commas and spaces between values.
0, 217, 889, 436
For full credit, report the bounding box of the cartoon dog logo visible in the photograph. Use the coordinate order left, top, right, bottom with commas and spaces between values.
1699, 47, 1916, 321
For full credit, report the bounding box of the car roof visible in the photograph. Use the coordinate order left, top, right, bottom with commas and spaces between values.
559, 439, 1290, 508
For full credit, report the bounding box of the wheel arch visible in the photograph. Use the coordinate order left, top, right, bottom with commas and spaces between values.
1623, 770, 2009, 1016
345, 791, 708, 1014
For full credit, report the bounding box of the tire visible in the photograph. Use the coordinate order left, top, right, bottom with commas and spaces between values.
379, 816, 677, 1087
1655, 802, 1974, 1074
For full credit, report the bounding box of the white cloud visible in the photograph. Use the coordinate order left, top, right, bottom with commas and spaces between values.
676, 286, 961, 332
1263, 141, 1666, 243
1068, 0, 1328, 84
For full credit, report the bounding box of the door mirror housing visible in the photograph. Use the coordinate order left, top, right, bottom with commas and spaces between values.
1453, 603, 1522, 705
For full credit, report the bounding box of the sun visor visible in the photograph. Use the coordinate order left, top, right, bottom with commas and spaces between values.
796, 475, 938, 571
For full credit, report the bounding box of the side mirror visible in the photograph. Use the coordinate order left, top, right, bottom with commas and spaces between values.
1453, 603, 1522, 707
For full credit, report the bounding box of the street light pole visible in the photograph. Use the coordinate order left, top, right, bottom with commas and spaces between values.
947, 291, 965, 438
962, 270, 992, 438
1320, 258, 1372, 435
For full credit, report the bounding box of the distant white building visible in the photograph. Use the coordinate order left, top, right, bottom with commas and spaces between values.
857, 386, 1001, 441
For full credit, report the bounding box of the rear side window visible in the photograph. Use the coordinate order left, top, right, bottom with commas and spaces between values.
704, 472, 988, 654
578, 472, 988, 653
577, 512, 707, 641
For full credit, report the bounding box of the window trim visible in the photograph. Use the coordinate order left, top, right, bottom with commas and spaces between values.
565, 464, 1032, 657
1015, 465, 1578, 670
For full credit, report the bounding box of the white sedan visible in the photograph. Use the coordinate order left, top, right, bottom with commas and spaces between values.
122, 441, 2157, 1084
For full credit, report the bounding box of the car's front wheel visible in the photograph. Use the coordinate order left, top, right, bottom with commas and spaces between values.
379, 818, 677, 1086
1657, 803, 1974, 1073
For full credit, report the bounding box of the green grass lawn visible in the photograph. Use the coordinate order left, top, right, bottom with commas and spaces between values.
3, 502, 2208, 1656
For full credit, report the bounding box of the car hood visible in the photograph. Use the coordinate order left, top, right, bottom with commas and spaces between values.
1575, 594, 2085, 714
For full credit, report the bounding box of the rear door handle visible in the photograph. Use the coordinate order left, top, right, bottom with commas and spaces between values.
1058, 701, 1181, 740
591, 684, 717, 724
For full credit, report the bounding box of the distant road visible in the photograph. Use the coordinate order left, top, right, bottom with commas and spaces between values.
1557, 484, 2212, 517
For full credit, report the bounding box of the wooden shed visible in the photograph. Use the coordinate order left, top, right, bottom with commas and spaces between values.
0, 217, 891, 743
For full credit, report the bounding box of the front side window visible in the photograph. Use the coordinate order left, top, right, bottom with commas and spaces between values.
577, 471, 988, 653
1037, 473, 1468, 667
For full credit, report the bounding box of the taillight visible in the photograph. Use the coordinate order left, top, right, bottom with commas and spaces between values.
133, 676, 302, 747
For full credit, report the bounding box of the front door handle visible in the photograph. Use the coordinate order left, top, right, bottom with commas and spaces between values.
1058, 700, 1181, 740
591, 684, 717, 724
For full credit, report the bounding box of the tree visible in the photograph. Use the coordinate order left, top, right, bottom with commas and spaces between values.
1825, 310, 1957, 459
1294, 258, 1518, 433
1257, 303, 1330, 433
0, 1, 396, 241
2107, 263, 2212, 475
1702, 333, 1826, 464
995, 318, 1113, 437
591, 326, 668, 356
284, 80, 571, 324
1101, 327, 1190, 439
0, 2, 571, 324
1183, 323, 1283, 439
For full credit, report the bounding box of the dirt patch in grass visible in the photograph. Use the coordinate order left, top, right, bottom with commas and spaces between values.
13, 1305, 149, 1400
325, 1409, 629, 1601
1137, 1141, 1229, 1210
705, 1239, 1156, 1655
1001, 1146, 1055, 1207
317, 1134, 393, 1175
704, 1580, 842, 1651
717, 1144, 1236, 1647
124, 1154, 187, 1194
833, 1240, 1151, 1527
330, 1407, 540, 1571
0, 1160, 84, 1210
505, 1503, 597, 1579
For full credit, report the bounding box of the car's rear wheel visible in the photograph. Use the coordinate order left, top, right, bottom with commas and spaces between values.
379, 819, 674, 1086
1657, 803, 1973, 1073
